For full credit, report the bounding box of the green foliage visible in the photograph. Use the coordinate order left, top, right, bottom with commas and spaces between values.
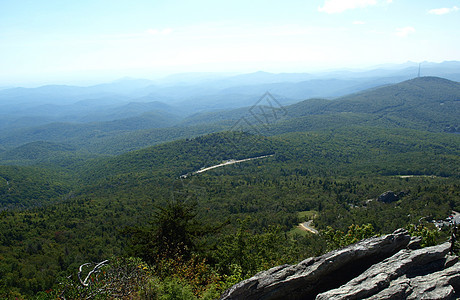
0, 122, 458, 297
146, 277, 197, 300
323, 224, 376, 251
2, 76, 458, 157
79, 131, 277, 182
297, 210, 318, 221
0, 141, 101, 169
151, 200, 199, 259
37, 256, 151, 300
213, 219, 298, 278
124, 199, 208, 262
320, 77, 460, 133
0, 165, 73, 209
153, 254, 220, 297
406, 224, 440, 247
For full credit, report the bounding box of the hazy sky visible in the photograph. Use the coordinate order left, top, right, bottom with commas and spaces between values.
0, 0, 459, 85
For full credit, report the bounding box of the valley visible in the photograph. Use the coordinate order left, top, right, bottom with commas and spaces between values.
0, 71, 458, 299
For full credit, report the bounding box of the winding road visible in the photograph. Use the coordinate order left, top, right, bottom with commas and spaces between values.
298, 220, 319, 234
181, 154, 274, 178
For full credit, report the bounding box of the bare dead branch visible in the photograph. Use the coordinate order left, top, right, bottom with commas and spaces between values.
78, 260, 109, 286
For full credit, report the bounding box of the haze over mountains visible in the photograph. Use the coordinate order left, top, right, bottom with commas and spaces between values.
0, 61, 458, 163
1, 60, 459, 298
2, 0, 460, 296
1, 61, 459, 130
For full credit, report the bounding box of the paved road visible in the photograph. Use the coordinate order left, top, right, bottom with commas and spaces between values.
181, 154, 274, 178
299, 220, 319, 234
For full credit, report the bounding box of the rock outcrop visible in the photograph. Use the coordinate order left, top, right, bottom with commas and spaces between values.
377, 191, 400, 203
220, 229, 459, 300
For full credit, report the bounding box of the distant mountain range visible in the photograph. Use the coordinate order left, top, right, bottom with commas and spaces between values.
180, 76, 460, 132
2, 59, 460, 300
1, 61, 459, 131
0, 75, 458, 166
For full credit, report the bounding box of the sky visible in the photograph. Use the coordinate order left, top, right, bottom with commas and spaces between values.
0, 0, 459, 86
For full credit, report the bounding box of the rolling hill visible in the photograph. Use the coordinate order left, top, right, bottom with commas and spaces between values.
1, 61, 459, 131
182, 76, 460, 134
0, 118, 459, 297
0, 76, 458, 157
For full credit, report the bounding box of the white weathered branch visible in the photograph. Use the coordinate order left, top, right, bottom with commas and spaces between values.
78, 260, 109, 286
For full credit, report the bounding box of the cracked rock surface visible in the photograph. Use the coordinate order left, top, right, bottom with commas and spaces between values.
220, 229, 459, 300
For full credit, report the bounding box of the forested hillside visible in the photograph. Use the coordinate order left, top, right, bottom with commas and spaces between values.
0, 77, 458, 158
0, 127, 459, 298
184, 77, 460, 133
0, 76, 458, 298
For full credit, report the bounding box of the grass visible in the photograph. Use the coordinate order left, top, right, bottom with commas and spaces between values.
297, 210, 318, 221
287, 210, 319, 237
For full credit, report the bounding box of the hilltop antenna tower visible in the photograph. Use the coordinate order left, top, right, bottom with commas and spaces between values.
417, 63, 421, 78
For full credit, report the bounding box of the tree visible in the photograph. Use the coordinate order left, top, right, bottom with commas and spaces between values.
323, 224, 376, 251
153, 200, 199, 259
124, 199, 202, 263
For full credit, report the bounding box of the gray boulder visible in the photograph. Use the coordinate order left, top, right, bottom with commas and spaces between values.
316, 242, 456, 299
220, 229, 459, 300
220, 229, 411, 300
377, 191, 399, 203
